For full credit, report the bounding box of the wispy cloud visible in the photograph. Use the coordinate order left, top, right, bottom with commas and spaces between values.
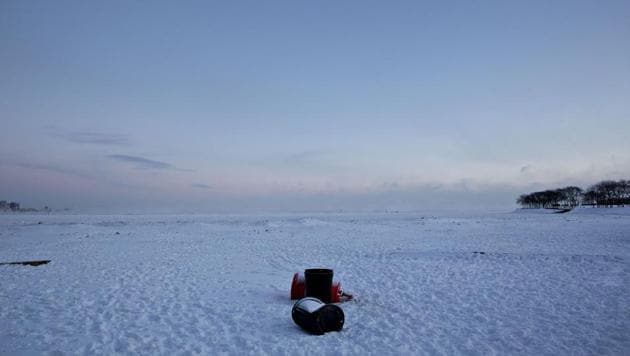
54, 130, 131, 146
192, 183, 213, 189
12, 162, 92, 179
108, 155, 174, 170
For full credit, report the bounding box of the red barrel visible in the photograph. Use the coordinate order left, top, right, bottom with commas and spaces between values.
291, 271, 347, 303
290, 272, 305, 300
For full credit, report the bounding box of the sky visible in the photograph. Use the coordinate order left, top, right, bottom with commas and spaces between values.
1, 0, 629, 212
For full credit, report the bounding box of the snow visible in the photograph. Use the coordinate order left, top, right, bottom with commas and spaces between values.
1, 210, 629, 355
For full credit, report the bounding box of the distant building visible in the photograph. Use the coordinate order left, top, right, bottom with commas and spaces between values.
9, 202, 20, 211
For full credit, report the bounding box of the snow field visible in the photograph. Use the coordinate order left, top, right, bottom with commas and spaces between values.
1, 211, 629, 355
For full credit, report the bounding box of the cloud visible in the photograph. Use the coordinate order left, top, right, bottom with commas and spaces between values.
11, 162, 92, 179
54, 130, 131, 146
108, 155, 174, 170
192, 183, 213, 189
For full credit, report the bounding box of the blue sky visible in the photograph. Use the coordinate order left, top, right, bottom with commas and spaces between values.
1, 0, 629, 212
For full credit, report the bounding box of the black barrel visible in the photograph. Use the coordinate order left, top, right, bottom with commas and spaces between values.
304, 268, 333, 303
291, 297, 345, 335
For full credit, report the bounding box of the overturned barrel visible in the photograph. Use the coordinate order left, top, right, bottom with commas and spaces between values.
304, 268, 333, 303
291, 297, 345, 335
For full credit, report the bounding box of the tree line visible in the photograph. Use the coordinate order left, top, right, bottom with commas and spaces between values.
0, 200, 21, 211
0, 200, 50, 213
517, 179, 630, 209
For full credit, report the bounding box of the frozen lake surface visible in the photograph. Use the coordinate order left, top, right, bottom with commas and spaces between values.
1, 208, 629, 355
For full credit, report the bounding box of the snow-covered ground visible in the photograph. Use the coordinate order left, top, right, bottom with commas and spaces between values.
1, 209, 629, 355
